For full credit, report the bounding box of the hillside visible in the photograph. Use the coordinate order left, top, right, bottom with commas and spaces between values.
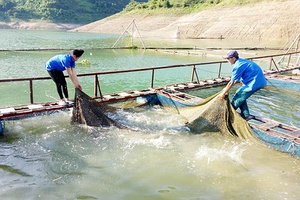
0, 0, 147, 24
72, 0, 300, 42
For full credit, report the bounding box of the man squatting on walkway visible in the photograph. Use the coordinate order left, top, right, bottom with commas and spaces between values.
219, 50, 267, 120
45, 49, 84, 106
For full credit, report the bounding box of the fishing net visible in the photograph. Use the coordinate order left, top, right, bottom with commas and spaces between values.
71, 88, 257, 141
71, 89, 127, 129
177, 92, 257, 140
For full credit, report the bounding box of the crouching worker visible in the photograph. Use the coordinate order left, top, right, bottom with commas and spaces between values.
219, 50, 267, 120
45, 49, 84, 106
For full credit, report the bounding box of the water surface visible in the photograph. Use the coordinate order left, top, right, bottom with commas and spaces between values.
0, 29, 299, 200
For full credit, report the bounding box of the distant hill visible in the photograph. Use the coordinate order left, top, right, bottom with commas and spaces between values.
73, 0, 300, 43
0, 0, 268, 24
0, 0, 147, 23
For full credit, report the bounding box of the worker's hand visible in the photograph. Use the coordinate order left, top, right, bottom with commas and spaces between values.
218, 92, 227, 100
75, 83, 82, 90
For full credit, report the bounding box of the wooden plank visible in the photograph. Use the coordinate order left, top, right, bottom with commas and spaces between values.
0, 107, 16, 114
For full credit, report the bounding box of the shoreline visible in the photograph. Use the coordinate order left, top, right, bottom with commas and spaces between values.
0, 21, 82, 30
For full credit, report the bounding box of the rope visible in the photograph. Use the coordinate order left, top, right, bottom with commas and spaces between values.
265, 78, 281, 91
164, 92, 181, 115
287, 142, 295, 155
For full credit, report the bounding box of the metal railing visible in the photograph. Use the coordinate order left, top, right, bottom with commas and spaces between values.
0, 51, 299, 105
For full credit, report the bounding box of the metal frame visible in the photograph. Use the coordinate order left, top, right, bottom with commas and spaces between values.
0, 51, 299, 105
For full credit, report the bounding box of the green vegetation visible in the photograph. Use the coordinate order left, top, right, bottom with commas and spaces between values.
124, 0, 268, 13
0, 0, 147, 23
0, 0, 269, 24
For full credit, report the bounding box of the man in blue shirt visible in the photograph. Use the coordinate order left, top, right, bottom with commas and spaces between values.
45, 49, 84, 106
219, 50, 267, 120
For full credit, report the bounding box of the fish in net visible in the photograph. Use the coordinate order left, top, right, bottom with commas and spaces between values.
71, 88, 127, 129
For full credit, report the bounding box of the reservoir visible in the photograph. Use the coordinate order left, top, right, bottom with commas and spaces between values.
0, 29, 300, 200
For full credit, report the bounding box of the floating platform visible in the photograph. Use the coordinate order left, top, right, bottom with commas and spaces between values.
265, 74, 300, 83
1, 65, 300, 121
248, 115, 300, 156
0, 77, 232, 121
0, 54, 299, 135
0, 102, 72, 120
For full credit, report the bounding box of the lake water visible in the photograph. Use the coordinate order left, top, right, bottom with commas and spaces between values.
0, 29, 300, 200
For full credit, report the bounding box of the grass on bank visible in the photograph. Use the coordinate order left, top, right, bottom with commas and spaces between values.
122, 0, 272, 15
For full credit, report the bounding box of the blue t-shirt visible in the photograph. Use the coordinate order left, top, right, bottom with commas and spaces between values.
231, 58, 267, 92
45, 54, 75, 71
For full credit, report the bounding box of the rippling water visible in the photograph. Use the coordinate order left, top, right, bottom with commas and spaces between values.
0, 29, 300, 200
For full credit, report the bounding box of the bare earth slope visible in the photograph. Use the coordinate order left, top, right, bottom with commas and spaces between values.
72, 0, 300, 42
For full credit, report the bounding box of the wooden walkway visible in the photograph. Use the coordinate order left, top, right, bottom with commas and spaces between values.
248, 115, 299, 137
1, 48, 299, 124
0, 78, 229, 120
265, 74, 300, 83
1, 65, 299, 121
247, 115, 300, 157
